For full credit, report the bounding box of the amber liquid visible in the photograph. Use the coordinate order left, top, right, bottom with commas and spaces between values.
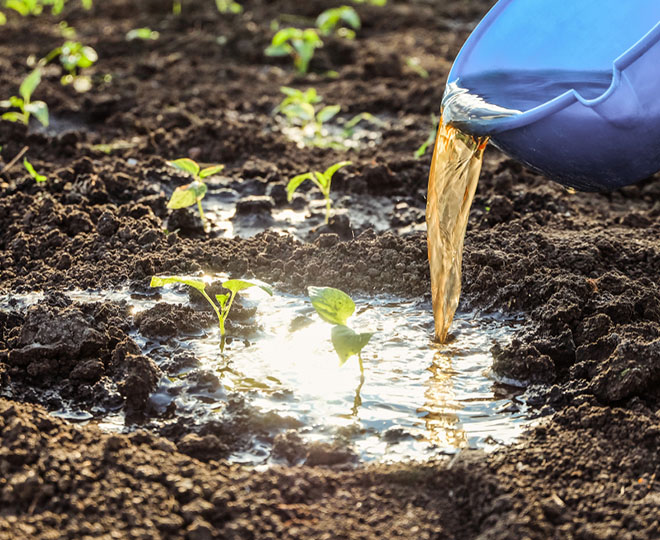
426, 120, 488, 342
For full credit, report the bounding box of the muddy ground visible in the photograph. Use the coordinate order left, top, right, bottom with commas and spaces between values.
1, 0, 659, 538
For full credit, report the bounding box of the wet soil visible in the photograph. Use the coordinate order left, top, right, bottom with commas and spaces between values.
1, 0, 659, 537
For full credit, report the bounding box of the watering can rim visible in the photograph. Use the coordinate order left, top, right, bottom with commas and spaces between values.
447, 0, 660, 134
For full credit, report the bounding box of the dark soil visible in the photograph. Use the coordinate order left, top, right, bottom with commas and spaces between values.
1, 0, 659, 538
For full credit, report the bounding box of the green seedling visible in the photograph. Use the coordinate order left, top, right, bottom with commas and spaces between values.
415, 113, 439, 158
215, 0, 241, 13
23, 157, 47, 182
265, 27, 323, 74
308, 286, 373, 376
0, 69, 49, 127
316, 6, 360, 39
43, 40, 98, 91
2, 0, 91, 17
275, 86, 321, 115
150, 276, 273, 350
287, 161, 351, 223
274, 86, 342, 146
126, 28, 160, 41
406, 57, 429, 78
352, 0, 386, 5
167, 157, 224, 228
341, 111, 385, 138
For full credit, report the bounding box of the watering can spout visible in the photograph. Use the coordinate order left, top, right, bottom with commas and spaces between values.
445, 0, 660, 191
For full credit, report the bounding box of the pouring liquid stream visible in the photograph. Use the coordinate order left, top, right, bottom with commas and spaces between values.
426, 118, 488, 342
427, 70, 614, 341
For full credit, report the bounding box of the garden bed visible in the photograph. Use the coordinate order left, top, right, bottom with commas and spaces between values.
1, 0, 660, 538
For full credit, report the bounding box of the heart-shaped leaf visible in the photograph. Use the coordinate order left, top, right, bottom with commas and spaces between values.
167, 180, 207, 209
168, 158, 200, 177
308, 286, 355, 326
222, 279, 273, 296
331, 325, 373, 365
150, 275, 207, 295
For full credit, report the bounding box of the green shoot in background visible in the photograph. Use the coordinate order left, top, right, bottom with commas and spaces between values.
23, 157, 47, 182
215, 0, 241, 13
308, 286, 373, 376
43, 40, 98, 92
0, 69, 49, 127
415, 114, 439, 159
126, 28, 160, 41
167, 158, 224, 229
265, 27, 323, 74
316, 6, 360, 39
287, 161, 351, 223
150, 276, 272, 350
275, 86, 341, 144
1, 0, 92, 21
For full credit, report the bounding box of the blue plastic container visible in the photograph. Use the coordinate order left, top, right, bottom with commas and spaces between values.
444, 0, 660, 191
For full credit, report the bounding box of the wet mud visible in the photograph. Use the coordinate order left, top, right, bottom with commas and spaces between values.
1, 0, 660, 537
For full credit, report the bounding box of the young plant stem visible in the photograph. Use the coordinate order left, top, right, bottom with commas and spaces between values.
197, 199, 206, 227
324, 197, 331, 223
200, 289, 223, 334
358, 353, 365, 376
352, 368, 365, 416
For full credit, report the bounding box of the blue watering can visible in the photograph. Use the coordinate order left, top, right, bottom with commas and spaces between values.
443, 0, 660, 191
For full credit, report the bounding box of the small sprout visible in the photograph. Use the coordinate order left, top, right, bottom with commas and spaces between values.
406, 57, 429, 78
172, 0, 181, 15
0, 11, 7, 24
149, 276, 272, 350
265, 27, 323, 74
274, 86, 343, 146
43, 40, 98, 92
215, 0, 242, 13
352, 0, 386, 5
0, 68, 49, 127
316, 6, 360, 39
23, 157, 47, 182
126, 28, 160, 41
415, 113, 439, 159
58, 21, 77, 39
287, 161, 351, 223
341, 111, 385, 138
308, 286, 373, 375
167, 157, 224, 229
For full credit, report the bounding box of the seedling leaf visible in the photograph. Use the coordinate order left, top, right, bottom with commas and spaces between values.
2, 112, 23, 123
271, 28, 300, 46
215, 293, 229, 309
23, 158, 47, 182
199, 165, 225, 179
169, 158, 200, 177
308, 286, 355, 325
167, 180, 207, 209
19, 69, 41, 102
150, 275, 208, 295
323, 160, 351, 180
316, 104, 340, 124
222, 279, 273, 296
331, 325, 373, 365
126, 28, 160, 41
286, 172, 314, 201
24, 100, 49, 127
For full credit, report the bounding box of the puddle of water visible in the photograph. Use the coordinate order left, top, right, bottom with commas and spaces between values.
203, 188, 397, 240
2, 282, 530, 464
